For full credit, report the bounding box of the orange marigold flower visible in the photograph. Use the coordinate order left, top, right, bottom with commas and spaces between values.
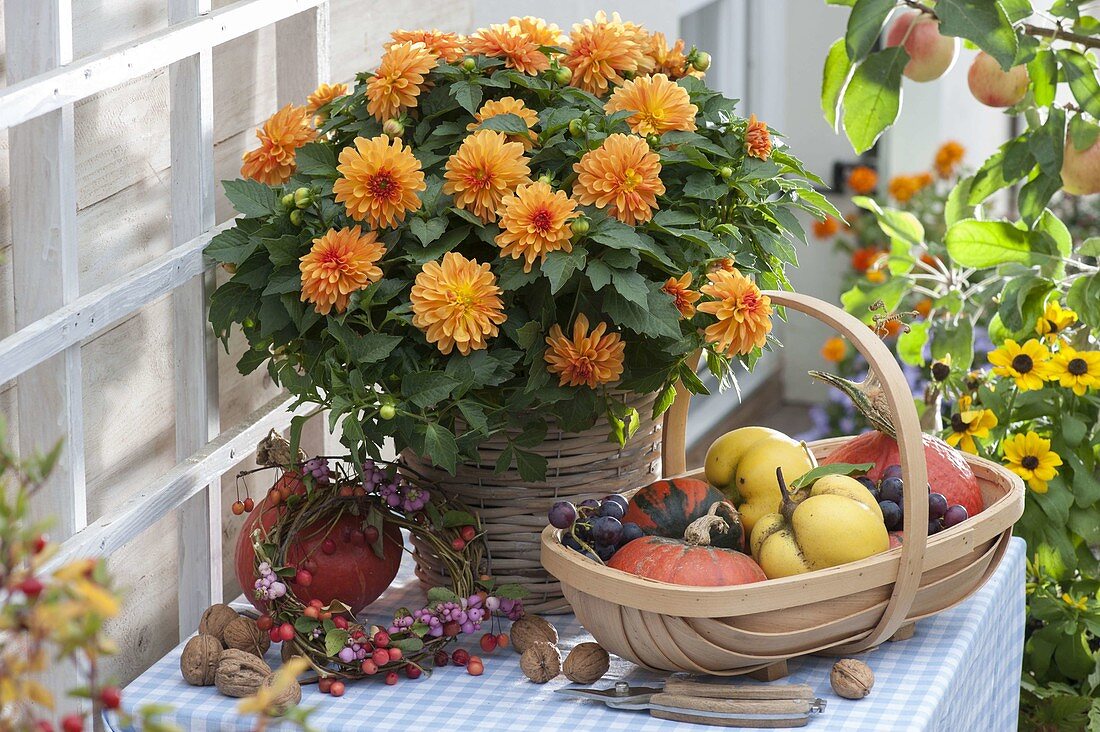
507, 16, 565, 47
467, 96, 539, 149
389, 29, 465, 63
934, 140, 965, 178
240, 104, 316, 185
889, 173, 933, 203
410, 252, 506, 356
333, 135, 426, 228
744, 115, 772, 160
812, 215, 841, 239
851, 246, 885, 273
443, 129, 531, 223
544, 313, 626, 389
466, 23, 549, 75
572, 133, 664, 225
605, 73, 698, 136
495, 181, 578, 272
698, 269, 773, 357
914, 298, 933, 318
646, 32, 689, 78
847, 165, 878, 195
299, 226, 385, 316
821, 336, 847, 363
366, 41, 438, 122
662, 272, 701, 319
307, 83, 349, 114
563, 13, 645, 95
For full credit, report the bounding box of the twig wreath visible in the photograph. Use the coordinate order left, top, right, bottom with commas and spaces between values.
239, 432, 525, 682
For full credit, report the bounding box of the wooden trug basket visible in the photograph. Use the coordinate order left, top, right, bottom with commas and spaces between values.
541, 291, 1025, 676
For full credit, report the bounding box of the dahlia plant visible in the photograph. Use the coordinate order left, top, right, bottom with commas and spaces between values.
206, 14, 834, 479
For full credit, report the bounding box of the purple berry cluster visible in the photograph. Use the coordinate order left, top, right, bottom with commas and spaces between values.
389, 593, 523, 639
361, 459, 431, 512
303, 456, 331, 485
253, 561, 287, 600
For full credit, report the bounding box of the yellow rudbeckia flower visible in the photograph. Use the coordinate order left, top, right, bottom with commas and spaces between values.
944, 395, 998, 454
1035, 301, 1077, 342
1002, 431, 1063, 493
1050, 346, 1100, 396
988, 339, 1053, 391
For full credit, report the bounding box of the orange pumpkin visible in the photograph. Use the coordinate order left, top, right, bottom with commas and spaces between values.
608, 536, 767, 586
622, 478, 727, 539
810, 370, 984, 518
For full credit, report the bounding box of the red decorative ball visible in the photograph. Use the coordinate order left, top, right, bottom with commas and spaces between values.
235, 473, 403, 614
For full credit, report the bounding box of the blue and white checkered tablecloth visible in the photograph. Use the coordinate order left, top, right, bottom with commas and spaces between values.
116, 537, 1025, 732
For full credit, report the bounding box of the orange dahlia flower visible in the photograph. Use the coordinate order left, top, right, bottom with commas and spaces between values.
467, 97, 539, 149
709, 258, 736, 273
934, 140, 965, 178
889, 173, 932, 203
812, 215, 841, 239
544, 313, 626, 389
240, 105, 316, 185
847, 165, 878, 194
495, 181, 579, 272
661, 272, 701, 319
366, 41, 438, 122
744, 115, 772, 160
507, 16, 565, 47
307, 82, 349, 114
605, 73, 698, 136
698, 269, 773, 357
410, 252, 506, 355
443, 130, 531, 223
389, 29, 465, 63
333, 135, 426, 228
299, 227, 386, 316
465, 23, 549, 75
646, 32, 689, 78
573, 133, 664, 225
563, 13, 645, 95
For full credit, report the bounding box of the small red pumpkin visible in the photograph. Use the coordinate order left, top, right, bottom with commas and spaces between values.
622, 478, 727, 539
234, 473, 402, 615
607, 536, 767, 586
810, 370, 984, 518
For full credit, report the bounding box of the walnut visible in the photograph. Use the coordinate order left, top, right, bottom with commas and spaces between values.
510, 615, 558, 654
520, 641, 561, 683
180, 634, 223, 686
198, 604, 238, 644
281, 640, 304, 664
563, 642, 609, 684
215, 648, 272, 697
831, 659, 874, 699
223, 615, 271, 657
260, 673, 302, 716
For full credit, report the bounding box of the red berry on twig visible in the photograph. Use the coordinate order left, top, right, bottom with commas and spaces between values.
321, 539, 336, 555
243, 498, 255, 513
361, 659, 378, 675
99, 686, 122, 710
60, 716, 84, 732
405, 663, 422, 679
451, 538, 466, 551
385, 671, 398, 685
373, 630, 390, 647
279, 622, 295, 642
231, 501, 245, 516
460, 525, 476, 542
294, 569, 313, 587
451, 648, 470, 666
480, 633, 497, 653
32, 535, 48, 554
19, 577, 44, 599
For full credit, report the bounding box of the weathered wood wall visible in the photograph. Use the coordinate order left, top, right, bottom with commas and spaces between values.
0, 0, 472, 684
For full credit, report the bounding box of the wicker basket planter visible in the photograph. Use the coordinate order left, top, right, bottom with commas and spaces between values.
404, 392, 662, 614
540, 291, 1026, 676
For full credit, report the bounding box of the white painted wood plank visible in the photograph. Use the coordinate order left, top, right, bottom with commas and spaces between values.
42, 395, 315, 574
170, 0, 222, 637
275, 2, 332, 457
0, 221, 232, 386
0, 0, 325, 130
5, 0, 87, 537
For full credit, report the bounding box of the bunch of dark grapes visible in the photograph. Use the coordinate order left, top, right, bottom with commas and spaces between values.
863, 464, 969, 535
547, 496, 644, 562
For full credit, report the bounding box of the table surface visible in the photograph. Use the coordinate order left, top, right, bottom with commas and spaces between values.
117, 537, 1025, 732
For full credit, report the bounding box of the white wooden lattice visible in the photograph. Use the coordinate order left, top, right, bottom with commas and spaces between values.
2, 0, 330, 637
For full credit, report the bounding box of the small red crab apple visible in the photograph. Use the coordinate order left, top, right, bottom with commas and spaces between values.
451, 648, 470, 666
467, 656, 485, 676
459, 525, 476, 542
405, 663, 422, 679
329, 681, 346, 697
480, 633, 498, 653
385, 671, 399, 685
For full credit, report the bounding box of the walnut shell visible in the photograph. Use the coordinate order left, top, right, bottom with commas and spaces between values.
281, 641, 304, 664
260, 673, 302, 716
520, 641, 561, 683
198, 604, 238, 644
563, 642, 609, 684
510, 615, 558, 654
223, 615, 271, 657
215, 648, 272, 697
831, 659, 874, 699
180, 634, 223, 686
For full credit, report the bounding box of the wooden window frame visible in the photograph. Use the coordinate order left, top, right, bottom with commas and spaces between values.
2, 0, 330, 638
